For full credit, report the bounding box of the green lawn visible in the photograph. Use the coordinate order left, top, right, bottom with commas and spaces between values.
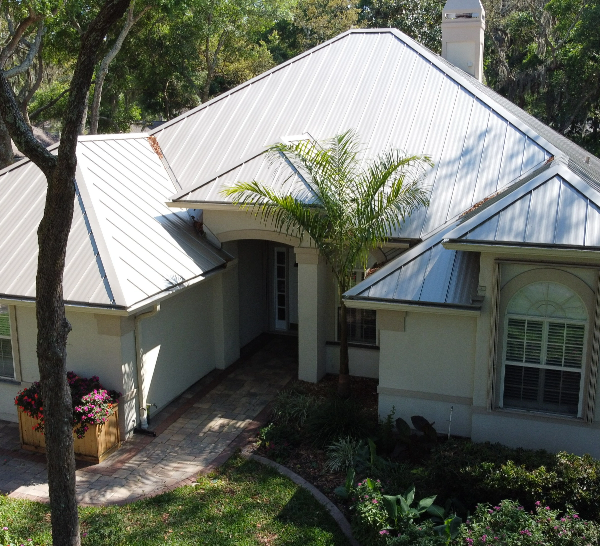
0, 456, 348, 545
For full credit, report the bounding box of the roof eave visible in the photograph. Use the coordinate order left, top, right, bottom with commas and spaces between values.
343, 295, 481, 316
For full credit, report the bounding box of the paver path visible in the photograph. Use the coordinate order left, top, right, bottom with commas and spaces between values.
0, 335, 296, 506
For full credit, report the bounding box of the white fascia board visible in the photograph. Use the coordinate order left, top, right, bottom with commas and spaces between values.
442, 240, 600, 260
344, 297, 481, 316
166, 201, 240, 210
0, 297, 128, 315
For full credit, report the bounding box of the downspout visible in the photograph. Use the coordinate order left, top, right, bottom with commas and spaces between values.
134, 304, 160, 429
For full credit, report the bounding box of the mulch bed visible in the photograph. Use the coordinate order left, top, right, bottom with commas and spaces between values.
253, 374, 379, 516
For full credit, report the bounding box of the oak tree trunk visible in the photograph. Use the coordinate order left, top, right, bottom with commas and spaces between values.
0, 2, 131, 545
0, 117, 14, 168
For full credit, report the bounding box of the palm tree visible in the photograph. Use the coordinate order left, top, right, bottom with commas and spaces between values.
223, 129, 432, 397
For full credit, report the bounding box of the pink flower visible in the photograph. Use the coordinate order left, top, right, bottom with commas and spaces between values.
535, 501, 541, 506
372, 499, 378, 504
379, 530, 389, 535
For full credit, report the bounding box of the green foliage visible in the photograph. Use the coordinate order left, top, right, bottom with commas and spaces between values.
419, 440, 600, 520
271, 389, 315, 426
326, 436, 368, 472
384, 521, 448, 546
257, 421, 301, 462
334, 466, 356, 499
304, 397, 373, 446
360, 0, 444, 53
382, 486, 443, 530
458, 500, 600, 546
483, 0, 600, 154
350, 477, 388, 544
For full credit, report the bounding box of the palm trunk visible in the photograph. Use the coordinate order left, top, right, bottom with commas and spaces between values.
338, 291, 350, 398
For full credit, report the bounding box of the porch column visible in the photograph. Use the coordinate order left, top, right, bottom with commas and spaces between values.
294, 247, 328, 382
213, 259, 240, 369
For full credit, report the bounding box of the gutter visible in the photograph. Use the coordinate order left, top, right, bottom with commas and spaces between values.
134, 303, 160, 429
344, 296, 481, 316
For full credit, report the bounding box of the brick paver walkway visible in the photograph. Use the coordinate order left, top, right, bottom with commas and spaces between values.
0, 335, 296, 506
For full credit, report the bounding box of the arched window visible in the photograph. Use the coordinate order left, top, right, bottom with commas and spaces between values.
502, 281, 588, 416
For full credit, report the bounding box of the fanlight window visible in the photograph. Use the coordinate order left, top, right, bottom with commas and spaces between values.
502, 282, 587, 417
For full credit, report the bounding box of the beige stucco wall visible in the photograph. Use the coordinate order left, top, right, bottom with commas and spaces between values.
0, 305, 126, 425
326, 344, 379, 378
140, 278, 219, 415
377, 310, 477, 437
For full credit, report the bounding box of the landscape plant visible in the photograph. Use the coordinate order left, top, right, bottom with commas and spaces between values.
224, 129, 431, 397
458, 500, 600, 546
15, 372, 121, 439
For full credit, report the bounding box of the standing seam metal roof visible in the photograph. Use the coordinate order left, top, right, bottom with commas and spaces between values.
0, 136, 228, 309
157, 29, 551, 239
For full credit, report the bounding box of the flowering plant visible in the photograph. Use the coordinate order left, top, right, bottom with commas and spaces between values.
14, 372, 120, 439
459, 500, 600, 545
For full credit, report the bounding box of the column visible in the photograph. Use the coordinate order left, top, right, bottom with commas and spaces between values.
294, 247, 328, 382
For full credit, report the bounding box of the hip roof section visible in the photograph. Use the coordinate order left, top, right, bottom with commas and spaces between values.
160, 29, 552, 238
0, 135, 227, 310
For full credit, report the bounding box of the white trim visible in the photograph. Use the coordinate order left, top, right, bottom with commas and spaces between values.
443, 240, 600, 259
76, 133, 148, 142
344, 298, 480, 316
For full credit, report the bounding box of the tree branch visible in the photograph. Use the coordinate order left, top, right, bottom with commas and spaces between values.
0, 70, 56, 175
30, 87, 72, 120
3, 20, 44, 79
0, 11, 43, 67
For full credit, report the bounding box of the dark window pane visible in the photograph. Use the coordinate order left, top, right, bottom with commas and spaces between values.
276, 252, 285, 265
277, 308, 286, 321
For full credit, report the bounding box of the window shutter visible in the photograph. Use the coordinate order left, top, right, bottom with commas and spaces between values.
487, 262, 500, 410
585, 271, 600, 422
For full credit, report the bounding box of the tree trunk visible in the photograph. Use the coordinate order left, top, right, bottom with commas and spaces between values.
0, 116, 14, 168
338, 294, 350, 399
0, 3, 131, 545
36, 170, 78, 545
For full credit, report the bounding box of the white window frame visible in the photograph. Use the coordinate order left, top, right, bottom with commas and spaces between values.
500, 310, 588, 418
0, 305, 15, 380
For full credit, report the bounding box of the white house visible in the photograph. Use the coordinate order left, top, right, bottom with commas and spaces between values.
3, 0, 600, 456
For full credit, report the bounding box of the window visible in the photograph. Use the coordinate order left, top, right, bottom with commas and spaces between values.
501, 282, 587, 417
337, 270, 377, 345
0, 305, 14, 379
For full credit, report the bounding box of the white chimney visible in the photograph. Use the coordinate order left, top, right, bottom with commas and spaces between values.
442, 0, 485, 82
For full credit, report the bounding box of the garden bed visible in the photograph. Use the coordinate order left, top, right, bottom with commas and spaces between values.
253, 375, 600, 545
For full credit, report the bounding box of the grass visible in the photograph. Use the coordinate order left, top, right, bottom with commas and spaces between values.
0, 456, 348, 545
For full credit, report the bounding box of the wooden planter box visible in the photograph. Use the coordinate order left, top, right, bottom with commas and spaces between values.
18, 408, 121, 464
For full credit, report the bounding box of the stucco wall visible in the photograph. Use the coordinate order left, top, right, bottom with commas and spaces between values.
378, 311, 477, 437
0, 305, 125, 423
140, 279, 218, 414
326, 344, 379, 378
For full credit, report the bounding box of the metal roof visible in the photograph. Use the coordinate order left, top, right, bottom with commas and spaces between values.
159, 29, 551, 239
346, 239, 480, 307
443, 160, 600, 248
0, 135, 228, 309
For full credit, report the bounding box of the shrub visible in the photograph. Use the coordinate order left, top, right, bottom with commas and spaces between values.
384, 521, 447, 546
304, 397, 372, 446
14, 371, 121, 439
271, 389, 315, 427
424, 440, 600, 520
326, 436, 368, 472
459, 500, 600, 546
257, 422, 300, 462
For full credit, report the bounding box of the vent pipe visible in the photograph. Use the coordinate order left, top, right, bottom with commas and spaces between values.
442, 0, 485, 82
